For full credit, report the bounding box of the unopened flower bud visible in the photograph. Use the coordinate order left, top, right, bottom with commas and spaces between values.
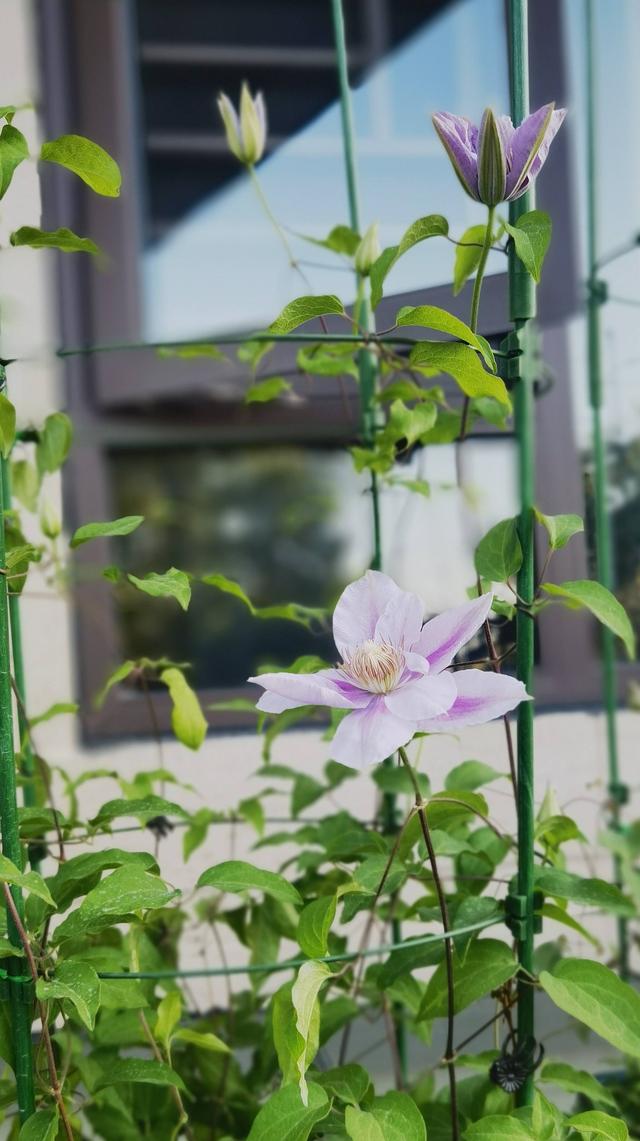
477, 108, 507, 207
40, 498, 61, 539
354, 222, 381, 276
217, 83, 267, 167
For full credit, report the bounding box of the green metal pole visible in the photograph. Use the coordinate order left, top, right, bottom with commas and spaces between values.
330, 0, 406, 1082
1, 458, 41, 874
0, 369, 36, 1122
507, 0, 537, 1110
584, 0, 628, 978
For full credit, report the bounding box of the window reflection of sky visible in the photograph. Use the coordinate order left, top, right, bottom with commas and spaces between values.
142, 0, 508, 341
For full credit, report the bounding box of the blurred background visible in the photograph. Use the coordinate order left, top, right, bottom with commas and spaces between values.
1, 0, 640, 1055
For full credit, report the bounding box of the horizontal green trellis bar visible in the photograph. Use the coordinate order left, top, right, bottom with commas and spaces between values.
96, 916, 504, 981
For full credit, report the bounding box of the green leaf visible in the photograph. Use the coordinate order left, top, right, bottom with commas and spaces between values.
568, 1112, 628, 1140
95, 1057, 186, 1091
90, 796, 189, 828
370, 246, 400, 309
53, 866, 179, 942
539, 1060, 618, 1110
41, 134, 121, 196
504, 210, 552, 282
445, 760, 504, 792
534, 509, 584, 551
346, 1092, 426, 1141
418, 939, 517, 1020
128, 567, 191, 610
382, 398, 437, 447
0, 123, 28, 198
542, 579, 635, 659
409, 342, 510, 406
245, 376, 292, 404
297, 895, 337, 958
93, 659, 136, 708
36, 412, 73, 475
273, 979, 319, 1086
173, 1026, 230, 1053
36, 961, 100, 1030
10, 225, 100, 255
0, 394, 16, 460
0, 854, 56, 907
540, 903, 601, 948
539, 958, 640, 1057
313, 1063, 370, 1106
198, 860, 302, 906
453, 224, 487, 295
239, 795, 265, 837
377, 936, 445, 989
475, 517, 522, 582
28, 701, 78, 730
463, 1116, 535, 1139
369, 215, 448, 309
268, 295, 344, 334
11, 459, 40, 512
70, 515, 144, 548
160, 666, 207, 750
19, 1110, 59, 1141
246, 1082, 330, 1141
202, 572, 325, 628
396, 305, 495, 370
157, 342, 226, 360
386, 477, 431, 498
534, 867, 634, 916
47, 848, 157, 911
292, 961, 333, 1103
301, 224, 361, 256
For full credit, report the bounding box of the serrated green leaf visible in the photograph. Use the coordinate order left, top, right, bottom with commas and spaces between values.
542, 579, 635, 659
160, 666, 207, 750
539, 958, 640, 1057
41, 134, 121, 196
198, 860, 302, 906
475, 517, 522, 582
409, 342, 510, 406
71, 514, 144, 548
268, 295, 344, 334
246, 1082, 330, 1141
10, 225, 100, 255
504, 210, 552, 282
128, 567, 191, 610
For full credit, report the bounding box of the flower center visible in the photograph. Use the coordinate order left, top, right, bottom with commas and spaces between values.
343, 640, 405, 694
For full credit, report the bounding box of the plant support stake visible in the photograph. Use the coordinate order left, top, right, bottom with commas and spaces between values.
330, 0, 406, 1083
507, 0, 537, 1109
0, 368, 35, 1123
585, 0, 627, 978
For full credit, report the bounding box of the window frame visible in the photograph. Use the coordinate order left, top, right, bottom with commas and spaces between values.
38, 0, 614, 744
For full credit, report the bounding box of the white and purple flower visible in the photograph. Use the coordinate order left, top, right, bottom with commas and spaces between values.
432, 103, 566, 207
248, 571, 529, 769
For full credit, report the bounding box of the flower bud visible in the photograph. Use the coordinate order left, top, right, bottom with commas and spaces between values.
40, 497, 61, 540
477, 108, 507, 207
354, 222, 381, 276
217, 83, 267, 167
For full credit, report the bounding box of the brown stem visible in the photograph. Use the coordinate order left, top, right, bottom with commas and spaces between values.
475, 579, 518, 797
2, 885, 74, 1141
398, 749, 460, 1141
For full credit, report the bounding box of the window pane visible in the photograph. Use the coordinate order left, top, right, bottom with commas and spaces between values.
137, 0, 509, 340
109, 444, 370, 687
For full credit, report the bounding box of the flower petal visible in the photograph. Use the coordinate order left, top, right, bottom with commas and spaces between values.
248, 668, 369, 711
504, 103, 555, 199
332, 570, 405, 657
384, 671, 456, 720
512, 107, 567, 199
432, 112, 480, 200
414, 593, 493, 673
330, 698, 415, 769
375, 589, 424, 650
418, 669, 530, 733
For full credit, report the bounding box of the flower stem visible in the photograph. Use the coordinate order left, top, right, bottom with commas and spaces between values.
248, 166, 309, 288
398, 748, 460, 1141
459, 204, 496, 441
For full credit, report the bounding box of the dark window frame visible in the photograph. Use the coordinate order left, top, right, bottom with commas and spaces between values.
37, 0, 617, 744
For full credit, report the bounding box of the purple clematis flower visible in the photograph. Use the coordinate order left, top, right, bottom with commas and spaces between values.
432, 103, 566, 207
248, 571, 529, 769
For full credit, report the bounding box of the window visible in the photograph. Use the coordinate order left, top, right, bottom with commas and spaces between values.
39, 0, 583, 740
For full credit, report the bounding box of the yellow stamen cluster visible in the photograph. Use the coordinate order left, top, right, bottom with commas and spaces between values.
342, 640, 405, 694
